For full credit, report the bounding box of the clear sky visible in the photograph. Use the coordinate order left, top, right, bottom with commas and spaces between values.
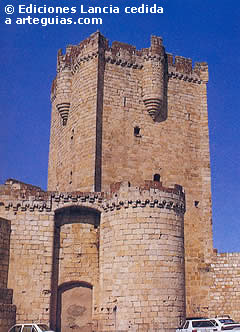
0, 0, 239, 253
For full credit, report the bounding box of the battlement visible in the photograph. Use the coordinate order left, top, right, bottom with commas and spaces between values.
110, 180, 184, 196
0, 179, 185, 215
69, 30, 108, 57
54, 31, 208, 82
110, 40, 136, 55
167, 53, 208, 82
107, 181, 185, 213
4, 178, 42, 190
2, 31, 235, 330
0, 178, 44, 197
56, 31, 108, 73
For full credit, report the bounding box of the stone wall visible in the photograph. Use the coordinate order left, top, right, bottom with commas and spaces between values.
97, 183, 186, 332
0, 218, 11, 289
100, 37, 212, 317
0, 217, 16, 332
0, 180, 54, 324
0, 179, 186, 332
48, 32, 213, 317
209, 251, 240, 321
2, 32, 240, 332
0, 304, 16, 332
48, 32, 105, 192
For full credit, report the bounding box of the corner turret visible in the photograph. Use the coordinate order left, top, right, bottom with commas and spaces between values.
142, 35, 167, 121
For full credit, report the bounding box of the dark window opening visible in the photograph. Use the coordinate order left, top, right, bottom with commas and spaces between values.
153, 174, 160, 182
71, 129, 74, 140
134, 126, 141, 137
194, 200, 199, 207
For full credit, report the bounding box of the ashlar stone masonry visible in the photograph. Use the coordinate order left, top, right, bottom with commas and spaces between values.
1, 32, 240, 332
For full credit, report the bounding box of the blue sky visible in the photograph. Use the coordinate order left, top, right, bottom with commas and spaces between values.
0, 0, 240, 252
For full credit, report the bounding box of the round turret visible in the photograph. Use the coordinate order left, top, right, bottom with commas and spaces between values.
98, 181, 186, 332
142, 36, 167, 121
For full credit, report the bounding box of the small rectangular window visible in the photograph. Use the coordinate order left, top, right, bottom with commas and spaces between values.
134, 126, 141, 137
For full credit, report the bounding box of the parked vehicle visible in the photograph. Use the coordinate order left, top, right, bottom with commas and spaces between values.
176, 318, 218, 332
8, 323, 55, 332
209, 317, 240, 331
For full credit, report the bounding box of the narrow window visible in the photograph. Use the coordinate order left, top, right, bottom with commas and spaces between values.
194, 200, 199, 207
134, 126, 140, 137
153, 174, 160, 182
71, 128, 74, 140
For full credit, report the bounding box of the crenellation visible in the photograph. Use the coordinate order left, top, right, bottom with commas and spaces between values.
1, 32, 237, 332
1, 179, 185, 218
98, 188, 185, 331
194, 62, 209, 82
174, 56, 192, 74
166, 54, 208, 84
57, 49, 72, 73
111, 40, 136, 55
150, 35, 164, 50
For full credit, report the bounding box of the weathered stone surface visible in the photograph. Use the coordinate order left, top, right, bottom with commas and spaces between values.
0, 218, 16, 332
0, 32, 239, 332
48, 32, 213, 319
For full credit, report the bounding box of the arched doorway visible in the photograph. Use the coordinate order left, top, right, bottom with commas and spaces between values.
57, 281, 93, 332
50, 206, 100, 332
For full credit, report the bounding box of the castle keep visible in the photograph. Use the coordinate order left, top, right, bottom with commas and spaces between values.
1, 32, 240, 332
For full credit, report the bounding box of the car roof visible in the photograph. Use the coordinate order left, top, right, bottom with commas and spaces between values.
14, 324, 34, 326
12, 323, 45, 327
186, 317, 209, 320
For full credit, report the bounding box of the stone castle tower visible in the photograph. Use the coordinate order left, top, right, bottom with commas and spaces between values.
48, 30, 212, 320
1, 32, 240, 332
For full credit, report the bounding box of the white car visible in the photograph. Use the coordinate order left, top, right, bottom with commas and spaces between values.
209, 317, 240, 331
8, 323, 55, 332
176, 318, 218, 332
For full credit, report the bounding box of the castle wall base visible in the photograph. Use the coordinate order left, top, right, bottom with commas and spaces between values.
0, 218, 16, 332
209, 251, 240, 320
0, 304, 16, 332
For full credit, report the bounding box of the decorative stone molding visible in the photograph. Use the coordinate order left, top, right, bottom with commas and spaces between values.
102, 197, 185, 214
2, 182, 185, 215
142, 36, 167, 121
143, 54, 164, 62
105, 55, 143, 69
56, 102, 70, 125
3, 193, 185, 215
71, 52, 99, 74
142, 97, 163, 120
168, 71, 202, 84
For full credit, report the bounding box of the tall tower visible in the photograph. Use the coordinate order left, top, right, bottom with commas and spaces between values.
48, 32, 213, 317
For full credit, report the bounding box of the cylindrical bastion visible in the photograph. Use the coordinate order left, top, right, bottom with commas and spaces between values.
98, 181, 186, 332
